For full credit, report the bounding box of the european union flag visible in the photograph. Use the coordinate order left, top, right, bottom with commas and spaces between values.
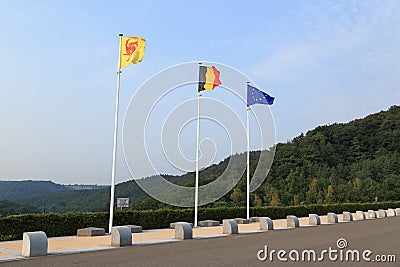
247, 84, 274, 106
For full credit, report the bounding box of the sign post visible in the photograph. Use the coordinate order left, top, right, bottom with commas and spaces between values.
117, 198, 129, 210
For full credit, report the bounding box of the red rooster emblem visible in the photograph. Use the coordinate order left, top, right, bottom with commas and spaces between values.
123, 39, 138, 61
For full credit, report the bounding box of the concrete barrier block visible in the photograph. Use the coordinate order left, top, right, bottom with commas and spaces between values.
287, 215, 299, 228
367, 210, 376, 219
259, 217, 274, 231
22, 231, 48, 257
233, 218, 250, 224
174, 222, 193, 240
170, 222, 193, 229
77, 227, 105, 237
395, 208, 400, 216
378, 209, 387, 218
356, 211, 366, 220
198, 220, 220, 227
387, 209, 396, 217
308, 214, 320, 225
250, 217, 261, 223
124, 225, 142, 233
327, 213, 338, 224
111, 226, 132, 247
223, 219, 238, 234
342, 212, 353, 222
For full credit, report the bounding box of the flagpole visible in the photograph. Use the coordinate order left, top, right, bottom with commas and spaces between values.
194, 92, 201, 227
246, 106, 250, 219
194, 62, 202, 228
246, 82, 251, 220
108, 33, 123, 234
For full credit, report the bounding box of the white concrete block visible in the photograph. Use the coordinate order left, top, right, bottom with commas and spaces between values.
259, 217, 274, 230
223, 219, 238, 234
22, 231, 48, 257
356, 211, 366, 220
309, 214, 321, 225
327, 213, 338, 224
287, 215, 299, 228
395, 208, 400, 216
378, 209, 387, 218
250, 217, 261, 223
342, 212, 353, 222
111, 226, 132, 247
387, 209, 396, 217
233, 218, 249, 224
198, 220, 220, 227
170, 222, 193, 229
174, 222, 193, 240
124, 225, 142, 233
367, 210, 376, 219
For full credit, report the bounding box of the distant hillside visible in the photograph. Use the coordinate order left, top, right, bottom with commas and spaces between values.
0, 200, 40, 217
0, 180, 71, 201
64, 184, 108, 190
17, 179, 151, 213
14, 105, 400, 212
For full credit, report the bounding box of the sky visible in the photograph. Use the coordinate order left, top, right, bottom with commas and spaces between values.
0, 0, 399, 185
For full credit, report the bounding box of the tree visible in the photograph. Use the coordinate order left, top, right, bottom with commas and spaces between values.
263, 184, 281, 206
270, 191, 281, 206
293, 195, 300, 205
354, 178, 362, 190
230, 187, 244, 203
325, 185, 335, 204
253, 194, 263, 206
307, 178, 319, 204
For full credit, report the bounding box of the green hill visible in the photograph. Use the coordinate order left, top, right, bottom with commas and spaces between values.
16, 179, 150, 213
0, 200, 40, 217
14, 105, 400, 212
0, 180, 71, 201
257, 105, 400, 206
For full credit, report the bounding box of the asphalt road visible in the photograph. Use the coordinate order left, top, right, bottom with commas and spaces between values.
2, 217, 399, 267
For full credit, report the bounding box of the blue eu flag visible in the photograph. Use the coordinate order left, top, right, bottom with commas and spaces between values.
247, 84, 274, 106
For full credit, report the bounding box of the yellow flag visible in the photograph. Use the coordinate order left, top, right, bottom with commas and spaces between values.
119, 37, 146, 68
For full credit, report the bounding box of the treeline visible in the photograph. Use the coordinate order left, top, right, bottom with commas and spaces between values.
131, 105, 400, 210
7, 105, 400, 213
231, 105, 400, 207
0, 200, 40, 217
0, 180, 70, 201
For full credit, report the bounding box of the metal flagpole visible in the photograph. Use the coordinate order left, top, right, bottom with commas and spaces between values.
108, 33, 123, 234
246, 81, 251, 220
194, 62, 202, 227
194, 92, 201, 227
246, 105, 250, 219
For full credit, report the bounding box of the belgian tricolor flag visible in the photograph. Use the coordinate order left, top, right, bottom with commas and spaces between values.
198, 66, 222, 92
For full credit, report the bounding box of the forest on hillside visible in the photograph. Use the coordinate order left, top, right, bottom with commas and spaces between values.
0, 200, 39, 217
134, 105, 400, 209
254, 105, 400, 206
10, 105, 400, 213
0, 180, 71, 201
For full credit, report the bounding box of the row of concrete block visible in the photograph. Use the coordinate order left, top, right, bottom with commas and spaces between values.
19, 219, 272, 257
176, 208, 400, 239
291, 208, 399, 227
19, 208, 399, 257
174, 218, 274, 238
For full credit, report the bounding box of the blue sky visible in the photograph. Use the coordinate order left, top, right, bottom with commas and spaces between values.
0, 0, 399, 184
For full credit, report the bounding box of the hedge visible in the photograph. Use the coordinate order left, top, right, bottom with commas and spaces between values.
0, 201, 399, 241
